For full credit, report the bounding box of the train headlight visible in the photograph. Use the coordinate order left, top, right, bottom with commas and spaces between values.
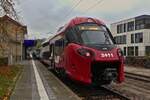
117, 48, 123, 57
77, 48, 94, 57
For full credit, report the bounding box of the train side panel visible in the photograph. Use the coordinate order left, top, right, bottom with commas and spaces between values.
64, 43, 92, 84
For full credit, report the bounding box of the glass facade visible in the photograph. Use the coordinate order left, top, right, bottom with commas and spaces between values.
114, 15, 150, 56
135, 15, 150, 30
117, 15, 150, 34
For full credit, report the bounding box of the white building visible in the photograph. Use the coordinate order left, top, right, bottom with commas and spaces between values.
111, 15, 150, 56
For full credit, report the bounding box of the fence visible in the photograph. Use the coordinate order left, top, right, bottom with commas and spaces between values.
125, 56, 150, 68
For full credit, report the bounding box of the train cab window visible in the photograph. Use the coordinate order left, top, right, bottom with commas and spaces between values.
65, 28, 79, 43
77, 24, 114, 45
80, 30, 113, 45
66, 23, 114, 45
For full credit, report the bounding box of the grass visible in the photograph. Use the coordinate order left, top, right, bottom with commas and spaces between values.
0, 64, 23, 99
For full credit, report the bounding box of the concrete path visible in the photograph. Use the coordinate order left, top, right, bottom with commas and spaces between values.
10, 60, 40, 100
10, 59, 80, 100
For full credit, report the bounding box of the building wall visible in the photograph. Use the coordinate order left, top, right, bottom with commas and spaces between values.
0, 15, 27, 64
111, 16, 150, 57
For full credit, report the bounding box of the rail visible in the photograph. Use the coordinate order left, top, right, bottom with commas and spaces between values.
125, 72, 150, 82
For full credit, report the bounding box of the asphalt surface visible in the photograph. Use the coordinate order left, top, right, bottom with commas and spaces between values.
10, 60, 80, 100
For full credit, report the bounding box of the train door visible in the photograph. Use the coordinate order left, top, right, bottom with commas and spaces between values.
49, 44, 55, 69
53, 37, 65, 69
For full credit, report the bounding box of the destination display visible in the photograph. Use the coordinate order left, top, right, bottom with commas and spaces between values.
78, 25, 103, 31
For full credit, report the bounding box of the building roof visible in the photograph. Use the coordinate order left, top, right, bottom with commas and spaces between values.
135, 15, 150, 20
111, 14, 150, 25
0, 15, 27, 30
0, 15, 27, 34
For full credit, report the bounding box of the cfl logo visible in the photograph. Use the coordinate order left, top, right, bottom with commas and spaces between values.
101, 53, 114, 58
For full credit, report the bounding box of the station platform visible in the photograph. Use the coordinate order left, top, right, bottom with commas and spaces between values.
125, 65, 150, 77
10, 60, 80, 100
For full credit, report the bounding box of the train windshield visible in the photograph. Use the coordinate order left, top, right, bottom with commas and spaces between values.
80, 30, 113, 45
66, 23, 114, 45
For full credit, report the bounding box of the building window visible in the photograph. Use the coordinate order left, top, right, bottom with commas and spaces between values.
135, 17, 150, 30
123, 35, 126, 44
128, 46, 134, 56
135, 19, 145, 30
117, 24, 121, 33
120, 24, 123, 33
123, 23, 126, 32
145, 18, 150, 29
127, 21, 134, 31
135, 32, 143, 43
135, 46, 138, 56
114, 35, 126, 44
117, 24, 124, 33
145, 46, 150, 56
117, 25, 119, 33
131, 34, 134, 43
123, 47, 126, 56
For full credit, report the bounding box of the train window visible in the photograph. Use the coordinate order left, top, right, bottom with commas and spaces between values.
80, 30, 113, 45
78, 24, 113, 45
55, 39, 64, 46
49, 44, 53, 57
65, 28, 79, 43
54, 38, 64, 56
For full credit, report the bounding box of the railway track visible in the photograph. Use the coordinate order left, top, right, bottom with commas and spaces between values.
108, 72, 150, 99
41, 61, 130, 100
50, 70, 130, 100
100, 86, 130, 100
125, 72, 150, 82
61, 78, 130, 100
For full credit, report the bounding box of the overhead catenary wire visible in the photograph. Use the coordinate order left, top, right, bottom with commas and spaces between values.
63, 0, 82, 19
56, 0, 105, 33
83, 0, 104, 14
55, 0, 82, 32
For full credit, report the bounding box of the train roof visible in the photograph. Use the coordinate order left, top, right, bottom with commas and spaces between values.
57, 17, 105, 33
49, 17, 105, 42
67, 17, 105, 27
41, 35, 55, 45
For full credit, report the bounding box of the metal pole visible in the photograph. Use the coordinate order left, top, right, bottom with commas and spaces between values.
21, 40, 23, 61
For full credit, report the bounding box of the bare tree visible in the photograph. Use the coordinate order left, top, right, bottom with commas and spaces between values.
0, 0, 19, 20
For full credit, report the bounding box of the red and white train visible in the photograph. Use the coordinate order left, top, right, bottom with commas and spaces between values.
40, 17, 124, 85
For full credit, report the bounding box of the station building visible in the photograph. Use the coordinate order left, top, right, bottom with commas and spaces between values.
0, 15, 27, 64
111, 15, 150, 56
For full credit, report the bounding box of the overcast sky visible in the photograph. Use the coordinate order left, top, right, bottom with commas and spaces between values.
18, 0, 150, 39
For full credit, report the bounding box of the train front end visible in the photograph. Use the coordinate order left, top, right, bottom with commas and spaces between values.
65, 18, 124, 85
